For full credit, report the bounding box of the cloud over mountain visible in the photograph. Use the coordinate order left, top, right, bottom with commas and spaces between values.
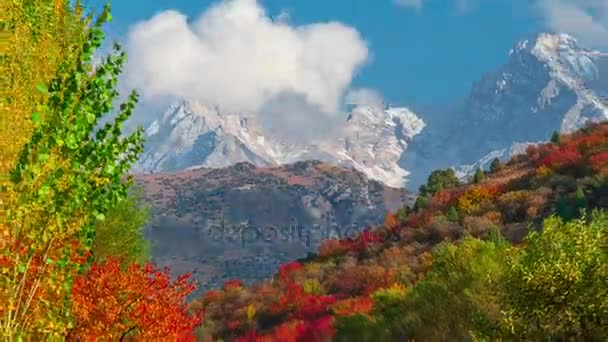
537, 0, 608, 48
123, 0, 369, 117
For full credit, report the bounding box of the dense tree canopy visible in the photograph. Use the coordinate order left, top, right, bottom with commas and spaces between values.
419, 168, 460, 196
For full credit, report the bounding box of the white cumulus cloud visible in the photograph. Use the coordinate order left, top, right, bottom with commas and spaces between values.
537, 0, 608, 48
123, 0, 369, 116
344, 88, 385, 110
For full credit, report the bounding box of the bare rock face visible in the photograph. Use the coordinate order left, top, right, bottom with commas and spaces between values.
134, 160, 413, 291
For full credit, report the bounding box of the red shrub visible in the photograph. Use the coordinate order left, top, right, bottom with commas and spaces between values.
429, 189, 460, 210
223, 279, 244, 291
202, 289, 222, 304
318, 239, 349, 259
540, 146, 584, 170
279, 262, 304, 284
295, 316, 335, 342
69, 258, 201, 340
295, 295, 336, 320
590, 151, 608, 173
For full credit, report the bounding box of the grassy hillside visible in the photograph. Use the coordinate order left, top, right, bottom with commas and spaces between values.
191, 122, 608, 341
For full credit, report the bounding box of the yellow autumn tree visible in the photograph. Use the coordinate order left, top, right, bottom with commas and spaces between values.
1, 1, 146, 339
1, 2, 90, 337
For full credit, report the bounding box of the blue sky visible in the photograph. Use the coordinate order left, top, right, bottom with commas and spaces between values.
83, 0, 607, 110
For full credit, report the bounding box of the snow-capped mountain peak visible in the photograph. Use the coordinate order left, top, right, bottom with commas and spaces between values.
136, 32, 608, 190
402, 32, 608, 188
136, 100, 425, 188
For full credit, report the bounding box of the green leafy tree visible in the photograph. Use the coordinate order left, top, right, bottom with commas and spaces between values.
395, 205, 411, 221
371, 284, 410, 340
496, 212, 608, 340
414, 194, 428, 211
419, 168, 460, 196
473, 167, 485, 184
399, 236, 510, 341
551, 130, 561, 144
334, 314, 387, 342
574, 187, 588, 217
489, 158, 502, 173
555, 195, 574, 220
446, 206, 459, 223
92, 186, 151, 266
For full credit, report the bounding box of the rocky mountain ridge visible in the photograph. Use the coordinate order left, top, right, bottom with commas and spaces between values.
135, 160, 413, 291
404, 33, 608, 186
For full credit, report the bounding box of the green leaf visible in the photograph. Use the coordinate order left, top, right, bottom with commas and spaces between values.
104, 164, 115, 175
95, 213, 106, 222
37, 185, 50, 198
66, 134, 78, 150
31, 112, 41, 123
36, 83, 48, 93
86, 112, 96, 124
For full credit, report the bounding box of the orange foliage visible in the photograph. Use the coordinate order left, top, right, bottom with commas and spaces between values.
328, 264, 395, 296
457, 186, 497, 215
331, 297, 373, 317
318, 238, 349, 259
383, 212, 398, 230
428, 189, 461, 211
482, 210, 503, 224
69, 258, 201, 340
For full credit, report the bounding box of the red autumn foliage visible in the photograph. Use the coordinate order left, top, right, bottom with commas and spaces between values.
331, 297, 374, 316
69, 257, 202, 341
590, 151, 608, 173
296, 316, 335, 342
272, 280, 335, 321
270, 321, 299, 342
223, 279, 244, 290
403, 210, 433, 228
318, 238, 350, 259
428, 189, 462, 211
350, 229, 381, 251
540, 146, 584, 170
226, 320, 242, 331
327, 264, 395, 296
278, 261, 304, 284
202, 289, 222, 304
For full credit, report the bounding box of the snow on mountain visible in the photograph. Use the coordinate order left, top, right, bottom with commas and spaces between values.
403, 33, 608, 189
135, 99, 425, 188
453, 141, 541, 182
135, 33, 608, 190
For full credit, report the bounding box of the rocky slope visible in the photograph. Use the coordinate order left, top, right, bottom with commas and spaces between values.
404, 33, 608, 186
134, 160, 413, 291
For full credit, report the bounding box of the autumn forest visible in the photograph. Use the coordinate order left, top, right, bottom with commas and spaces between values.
1, 1, 607, 341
